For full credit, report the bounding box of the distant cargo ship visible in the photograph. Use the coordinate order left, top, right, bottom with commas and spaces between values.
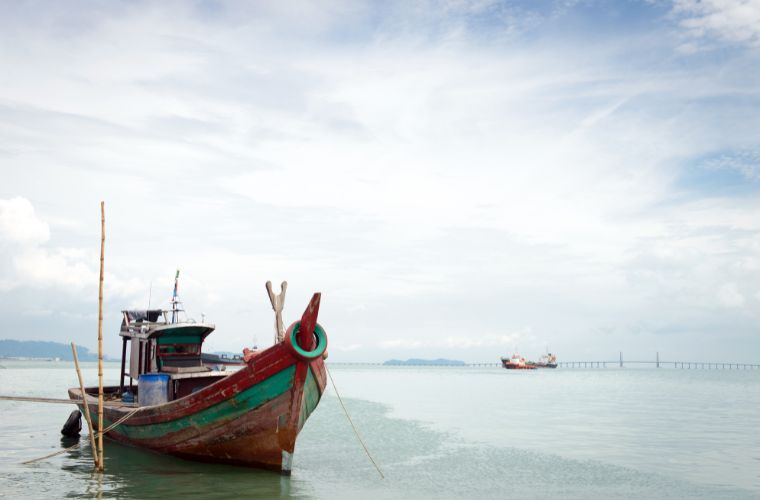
501, 353, 536, 370
200, 352, 245, 366
527, 353, 558, 369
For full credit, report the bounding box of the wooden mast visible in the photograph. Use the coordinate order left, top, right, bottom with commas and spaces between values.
97, 201, 105, 472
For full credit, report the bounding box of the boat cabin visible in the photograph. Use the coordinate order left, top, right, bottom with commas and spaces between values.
118, 309, 229, 402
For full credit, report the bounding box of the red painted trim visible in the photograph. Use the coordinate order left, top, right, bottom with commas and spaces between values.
309, 357, 327, 395
88, 342, 298, 426
297, 293, 320, 351
68, 293, 330, 472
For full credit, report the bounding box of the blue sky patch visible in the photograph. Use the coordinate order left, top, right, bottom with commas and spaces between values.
677, 150, 760, 197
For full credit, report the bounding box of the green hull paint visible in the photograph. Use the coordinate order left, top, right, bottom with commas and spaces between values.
298, 367, 321, 431
101, 365, 296, 440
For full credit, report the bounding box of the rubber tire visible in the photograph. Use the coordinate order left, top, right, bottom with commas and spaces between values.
286, 321, 328, 360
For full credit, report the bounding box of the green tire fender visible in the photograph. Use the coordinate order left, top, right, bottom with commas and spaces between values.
285, 321, 328, 360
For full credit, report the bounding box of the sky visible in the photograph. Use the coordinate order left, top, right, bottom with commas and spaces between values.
1, 0, 759, 363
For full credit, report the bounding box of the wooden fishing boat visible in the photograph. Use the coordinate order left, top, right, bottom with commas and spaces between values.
67, 277, 328, 474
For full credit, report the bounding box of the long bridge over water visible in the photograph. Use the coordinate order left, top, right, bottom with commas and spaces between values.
332, 352, 760, 370
464, 352, 760, 369
554, 352, 760, 369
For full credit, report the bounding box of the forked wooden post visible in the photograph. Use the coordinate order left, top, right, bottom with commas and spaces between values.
265, 281, 287, 344
97, 201, 105, 471
71, 342, 99, 469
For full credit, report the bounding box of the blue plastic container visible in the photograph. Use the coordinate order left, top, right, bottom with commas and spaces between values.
137, 373, 170, 406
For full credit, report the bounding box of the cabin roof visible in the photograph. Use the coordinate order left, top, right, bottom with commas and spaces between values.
120, 309, 215, 341
122, 309, 164, 324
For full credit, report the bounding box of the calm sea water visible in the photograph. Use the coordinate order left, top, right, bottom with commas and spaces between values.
0, 361, 758, 499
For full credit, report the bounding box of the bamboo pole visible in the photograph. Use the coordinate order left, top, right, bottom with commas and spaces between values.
97, 201, 105, 472
71, 342, 99, 469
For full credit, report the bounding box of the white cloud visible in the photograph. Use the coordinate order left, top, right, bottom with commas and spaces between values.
0, 197, 100, 292
378, 331, 531, 350
717, 283, 745, 308
442, 333, 527, 349
673, 0, 760, 47
0, 197, 50, 244
0, 197, 154, 300
704, 149, 760, 181
13, 247, 98, 290
378, 339, 425, 349
1, 2, 760, 360
333, 343, 362, 352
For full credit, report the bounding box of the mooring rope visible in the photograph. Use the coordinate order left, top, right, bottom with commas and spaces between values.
21, 440, 82, 465
99, 406, 144, 434
325, 365, 384, 479
21, 406, 144, 465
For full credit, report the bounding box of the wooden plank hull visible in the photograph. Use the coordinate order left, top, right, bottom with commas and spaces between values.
69, 341, 327, 474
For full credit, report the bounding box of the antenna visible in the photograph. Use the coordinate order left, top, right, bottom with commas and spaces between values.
171, 269, 180, 324
148, 281, 153, 309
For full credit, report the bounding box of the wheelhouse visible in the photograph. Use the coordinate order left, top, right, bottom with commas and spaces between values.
118, 309, 227, 402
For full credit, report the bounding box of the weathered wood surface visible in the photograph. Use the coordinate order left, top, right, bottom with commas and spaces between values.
266, 281, 288, 344
69, 293, 328, 473
296, 293, 320, 352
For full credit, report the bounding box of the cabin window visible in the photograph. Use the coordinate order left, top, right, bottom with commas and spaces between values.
158, 343, 201, 356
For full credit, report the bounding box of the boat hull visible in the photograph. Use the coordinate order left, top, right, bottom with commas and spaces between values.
69, 341, 327, 473
501, 358, 537, 370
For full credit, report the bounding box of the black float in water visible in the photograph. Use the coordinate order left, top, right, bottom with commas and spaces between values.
61, 410, 82, 437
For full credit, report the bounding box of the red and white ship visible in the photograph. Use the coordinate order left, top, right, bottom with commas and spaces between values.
500, 353, 537, 370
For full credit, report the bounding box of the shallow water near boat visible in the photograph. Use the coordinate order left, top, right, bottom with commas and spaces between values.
0, 361, 758, 499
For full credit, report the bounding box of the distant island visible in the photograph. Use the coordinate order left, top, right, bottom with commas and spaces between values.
383, 358, 466, 366
0, 339, 101, 361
